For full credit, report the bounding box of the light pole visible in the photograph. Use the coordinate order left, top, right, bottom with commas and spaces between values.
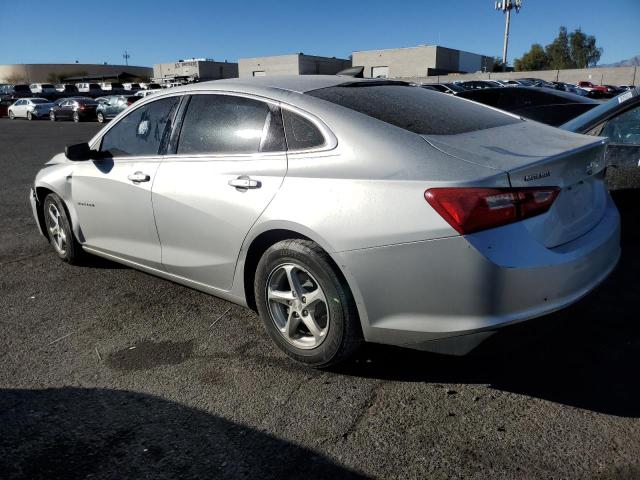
122, 51, 130, 66
495, 0, 522, 70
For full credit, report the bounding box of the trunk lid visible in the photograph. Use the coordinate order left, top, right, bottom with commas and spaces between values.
422, 122, 609, 248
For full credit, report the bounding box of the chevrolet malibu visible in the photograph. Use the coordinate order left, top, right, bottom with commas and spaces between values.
29, 76, 621, 367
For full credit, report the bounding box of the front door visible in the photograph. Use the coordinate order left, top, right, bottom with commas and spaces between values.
152, 93, 288, 290
72, 95, 180, 268
599, 104, 640, 189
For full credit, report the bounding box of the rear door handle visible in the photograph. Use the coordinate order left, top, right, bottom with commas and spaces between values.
128, 171, 150, 183
228, 176, 261, 189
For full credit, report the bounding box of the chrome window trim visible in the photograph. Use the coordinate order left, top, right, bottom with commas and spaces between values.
88, 89, 338, 159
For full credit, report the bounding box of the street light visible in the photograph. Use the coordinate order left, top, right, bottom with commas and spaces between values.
495, 0, 523, 70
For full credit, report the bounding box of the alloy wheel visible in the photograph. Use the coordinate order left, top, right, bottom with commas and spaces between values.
9, 111, 14, 119
27, 111, 33, 121
266, 263, 330, 349
73, 112, 79, 122
50, 111, 55, 121
46, 203, 67, 256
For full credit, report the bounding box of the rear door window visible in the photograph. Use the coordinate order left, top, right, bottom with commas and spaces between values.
176, 94, 286, 155
100, 96, 179, 157
308, 83, 520, 135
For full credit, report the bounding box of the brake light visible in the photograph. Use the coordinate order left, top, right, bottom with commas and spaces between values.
424, 187, 560, 234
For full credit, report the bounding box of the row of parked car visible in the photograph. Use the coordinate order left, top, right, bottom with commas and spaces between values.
425, 78, 636, 99
0, 82, 165, 102
6, 94, 143, 122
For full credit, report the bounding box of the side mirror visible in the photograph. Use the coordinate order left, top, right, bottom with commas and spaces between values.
65, 142, 92, 161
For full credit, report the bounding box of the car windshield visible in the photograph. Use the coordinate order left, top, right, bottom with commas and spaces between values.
42, 84, 55, 88
14, 85, 30, 91
307, 83, 520, 135
561, 88, 639, 132
31, 99, 50, 104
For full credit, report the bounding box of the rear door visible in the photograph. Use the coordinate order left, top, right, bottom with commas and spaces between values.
152, 92, 287, 290
72, 95, 181, 267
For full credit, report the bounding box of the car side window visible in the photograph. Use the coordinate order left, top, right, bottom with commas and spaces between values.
176, 94, 286, 155
282, 109, 325, 150
100, 96, 179, 157
600, 106, 640, 145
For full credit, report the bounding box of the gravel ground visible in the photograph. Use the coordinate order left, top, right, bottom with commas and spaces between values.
1, 118, 639, 480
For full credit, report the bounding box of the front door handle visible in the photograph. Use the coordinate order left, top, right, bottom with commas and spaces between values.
128, 171, 150, 183
228, 176, 261, 189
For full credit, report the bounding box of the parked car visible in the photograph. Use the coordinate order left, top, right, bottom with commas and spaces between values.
577, 81, 609, 98
49, 97, 99, 122
561, 87, 640, 190
29, 76, 620, 367
420, 82, 465, 94
123, 83, 141, 91
456, 80, 504, 90
7, 98, 54, 120
55, 84, 80, 95
0, 84, 34, 100
99, 82, 124, 93
517, 78, 556, 88
134, 89, 161, 98
29, 83, 57, 95
76, 83, 103, 95
455, 86, 599, 126
140, 82, 162, 90
493, 80, 520, 86
95, 95, 140, 122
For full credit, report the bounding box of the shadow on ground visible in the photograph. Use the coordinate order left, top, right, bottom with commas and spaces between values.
0, 387, 367, 480
340, 189, 640, 418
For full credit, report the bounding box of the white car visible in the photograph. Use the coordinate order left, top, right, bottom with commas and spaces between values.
99, 82, 124, 93
134, 89, 161, 98
8, 98, 54, 120
29, 83, 57, 95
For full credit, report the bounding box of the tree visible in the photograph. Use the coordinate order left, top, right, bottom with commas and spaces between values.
514, 27, 603, 71
5, 73, 28, 84
546, 26, 575, 69
514, 44, 549, 71
569, 28, 602, 68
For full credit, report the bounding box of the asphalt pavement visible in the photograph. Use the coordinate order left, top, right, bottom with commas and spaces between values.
1, 118, 639, 479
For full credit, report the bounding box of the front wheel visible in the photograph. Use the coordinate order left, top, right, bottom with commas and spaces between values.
49, 111, 56, 121
27, 111, 33, 121
42, 193, 87, 264
8, 110, 15, 119
72, 111, 80, 122
255, 239, 362, 368
97, 112, 105, 123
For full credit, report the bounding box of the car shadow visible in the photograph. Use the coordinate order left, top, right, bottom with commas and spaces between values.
0, 387, 368, 480
337, 189, 640, 418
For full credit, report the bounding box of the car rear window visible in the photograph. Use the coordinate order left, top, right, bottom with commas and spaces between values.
31, 99, 49, 104
307, 83, 520, 135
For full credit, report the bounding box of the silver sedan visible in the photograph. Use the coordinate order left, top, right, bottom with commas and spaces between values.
29, 76, 621, 367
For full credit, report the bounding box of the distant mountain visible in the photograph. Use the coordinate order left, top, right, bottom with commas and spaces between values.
600, 55, 640, 67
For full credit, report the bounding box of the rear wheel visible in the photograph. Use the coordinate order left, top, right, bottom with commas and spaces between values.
255, 239, 362, 368
72, 111, 80, 122
97, 112, 105, 123
27, 111, 33, 121
8, 110, 15, 119
42, 193, 87, 265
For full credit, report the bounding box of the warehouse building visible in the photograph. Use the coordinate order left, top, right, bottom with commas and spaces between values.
239, 53, 350, 77
152, 58, 238, 84
352, 45, 494, 79
0, 63, 152, 84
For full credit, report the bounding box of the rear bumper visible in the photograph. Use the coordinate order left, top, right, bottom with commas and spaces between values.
338, 194, 620, 354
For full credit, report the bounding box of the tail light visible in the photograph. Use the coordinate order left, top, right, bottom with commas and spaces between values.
424, 187, 560, 235
79, 104, 85, 110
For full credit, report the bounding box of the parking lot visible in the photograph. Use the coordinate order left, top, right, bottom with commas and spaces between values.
1, 118, 639, 479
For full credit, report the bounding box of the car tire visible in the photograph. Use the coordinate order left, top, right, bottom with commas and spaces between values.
42, 193, 87, 265
27, 111, 33, 121
8, 110, 15, 119
72, 111, 80, 123
97, 112, 105, 123
254, 239, 362, 368
50, 111, 56, 121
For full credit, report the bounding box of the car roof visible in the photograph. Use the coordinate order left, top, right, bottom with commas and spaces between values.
175, 75, 373, 96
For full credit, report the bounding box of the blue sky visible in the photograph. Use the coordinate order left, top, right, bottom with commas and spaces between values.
1, 0, 638, 67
